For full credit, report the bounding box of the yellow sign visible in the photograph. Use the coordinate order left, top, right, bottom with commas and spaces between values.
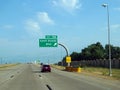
66, 56, 71, 63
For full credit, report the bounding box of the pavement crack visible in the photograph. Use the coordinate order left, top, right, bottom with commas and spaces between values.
46, 84, 53, 90
10, 75, 14, 78
39, 75, 41, 77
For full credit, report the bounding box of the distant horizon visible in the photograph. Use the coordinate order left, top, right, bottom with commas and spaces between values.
0, 41, 119, 64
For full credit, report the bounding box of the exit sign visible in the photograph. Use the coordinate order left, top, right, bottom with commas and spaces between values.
45, 35, 57, 39
39, 35, 58, 47
39, 39, 58, 47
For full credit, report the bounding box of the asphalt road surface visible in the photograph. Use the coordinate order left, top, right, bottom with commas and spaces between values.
0, 64, 120, 90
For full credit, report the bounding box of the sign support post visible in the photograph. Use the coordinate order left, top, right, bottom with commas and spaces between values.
58, 43, 71, 67
39, 35, 71, 67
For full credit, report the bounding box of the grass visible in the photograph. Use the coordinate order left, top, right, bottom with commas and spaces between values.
112, 69, 120, 79
0, 63, 20, 69
52, 65, 120, 80
82, 67, 120, 80
51, 65, 65, 70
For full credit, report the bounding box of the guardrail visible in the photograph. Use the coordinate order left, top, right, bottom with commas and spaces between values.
65, 67, 81, 73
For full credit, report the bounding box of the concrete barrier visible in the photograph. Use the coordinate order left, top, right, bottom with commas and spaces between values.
65, 67, 81, 73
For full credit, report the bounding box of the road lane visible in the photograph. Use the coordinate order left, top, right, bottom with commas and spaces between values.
0, 64, 26, 85
40, 70, 107, 90
0, 64, 48, 90
39, 66, 120, 90
0, 64, 120, 90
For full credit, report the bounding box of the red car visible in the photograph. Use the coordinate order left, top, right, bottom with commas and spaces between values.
41, 65, 51, 72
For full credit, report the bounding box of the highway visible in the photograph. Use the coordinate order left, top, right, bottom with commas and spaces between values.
0, 64, 120, 90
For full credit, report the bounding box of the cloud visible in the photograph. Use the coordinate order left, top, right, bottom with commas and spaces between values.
0, 37, 37, 57
0, 25, 14, 30
25, 19, 41, 35
52, 0, 82, 12
114, 7, 120, 11
111, 24, 120, 31
24, 12, 54, 36
37, 12, 54, 25
102, 24, 120, 33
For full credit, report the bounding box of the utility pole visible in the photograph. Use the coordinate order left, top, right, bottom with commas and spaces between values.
102, 3, 112, 76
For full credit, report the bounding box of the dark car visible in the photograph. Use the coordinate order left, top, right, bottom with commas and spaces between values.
41, 65, 51, 72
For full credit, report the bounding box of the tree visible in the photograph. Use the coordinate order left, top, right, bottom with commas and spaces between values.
105, 45, 120, 59
61, 42, 120, 62
70, 52, 79, 61
80, 42, 104, 60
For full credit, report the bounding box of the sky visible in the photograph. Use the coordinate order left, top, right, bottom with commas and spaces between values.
0, 0, 120, 64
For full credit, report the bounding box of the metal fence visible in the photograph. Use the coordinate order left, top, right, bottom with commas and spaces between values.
58, 59, 120, 69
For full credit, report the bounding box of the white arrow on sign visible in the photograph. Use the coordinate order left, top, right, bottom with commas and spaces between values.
54, 43, 57, 46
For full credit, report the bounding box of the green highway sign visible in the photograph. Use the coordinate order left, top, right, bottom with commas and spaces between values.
39, 39, 58, 47
45, 35, 57, 39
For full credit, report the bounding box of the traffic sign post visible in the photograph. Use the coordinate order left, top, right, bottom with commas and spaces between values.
66, 56, 71, 67
39, 35, 71, 67
66, 56, 71, 63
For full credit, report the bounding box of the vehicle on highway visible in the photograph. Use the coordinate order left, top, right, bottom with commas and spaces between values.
41, 64, 51, 72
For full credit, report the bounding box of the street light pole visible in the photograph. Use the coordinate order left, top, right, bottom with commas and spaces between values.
102, 4, 112, 76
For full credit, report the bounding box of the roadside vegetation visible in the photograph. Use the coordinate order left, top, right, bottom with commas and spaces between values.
82, 67, 120, 80
58, 42, 120, 80
0, 63, 20, 69
62, 42, 120, 61
52, 64, 120, 80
